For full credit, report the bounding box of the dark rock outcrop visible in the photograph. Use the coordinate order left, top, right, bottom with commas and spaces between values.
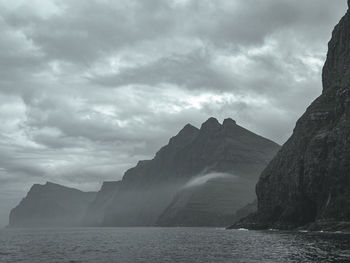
230, 3, 350, 231
9, 182, 96, 227
103, 118, 280, 227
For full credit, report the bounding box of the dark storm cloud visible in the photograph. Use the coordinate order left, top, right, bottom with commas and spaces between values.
3, 0, 175, 64
0, 0, 347, 227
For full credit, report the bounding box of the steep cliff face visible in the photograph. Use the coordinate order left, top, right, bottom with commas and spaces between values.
9, 182, 96, 227
121, 123, 200, 189
231, 3, 350, 231
82, 181, 121, 226
322, 1, 350, 92
103, 118, 280, 227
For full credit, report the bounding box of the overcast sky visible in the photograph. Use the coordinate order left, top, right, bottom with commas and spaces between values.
0, 0, 347, 227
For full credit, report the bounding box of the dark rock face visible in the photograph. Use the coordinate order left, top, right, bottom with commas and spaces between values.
231, 4, 350, 231
9, 182, 96, 227
82, 181, 121, 226
323, 2, 350, 92
103, 118, 280, 227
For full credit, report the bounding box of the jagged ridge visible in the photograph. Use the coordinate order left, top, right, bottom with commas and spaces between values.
103, 117, 280, 227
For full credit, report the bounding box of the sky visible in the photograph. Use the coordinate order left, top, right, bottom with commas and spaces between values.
0, 0, 347, 227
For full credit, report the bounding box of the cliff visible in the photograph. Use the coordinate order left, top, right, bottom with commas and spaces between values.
9, 118, 280, 228
230, 2, 350, 231
103, 118, 280, 227
9, 182, 96, 227
82, 181, 121, 226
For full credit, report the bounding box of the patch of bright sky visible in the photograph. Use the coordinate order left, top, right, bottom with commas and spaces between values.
0, 0, 65, 19
246, 38, 278, 56
300, 56, 324, 72
171, 0, 192, 8
214, 38, 278, 72
92, 105, 118, 118
147, 84, 269, 114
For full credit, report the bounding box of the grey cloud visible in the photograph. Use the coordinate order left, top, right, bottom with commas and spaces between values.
3, 0, 344, 68
89, 49, 236, 90
0, 18, 45, 96
3, 0, 176, 64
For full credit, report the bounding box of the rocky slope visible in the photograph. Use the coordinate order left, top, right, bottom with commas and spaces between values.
230, 2, 350, 231
9, 182, 96, 227
103, 118, 280, 227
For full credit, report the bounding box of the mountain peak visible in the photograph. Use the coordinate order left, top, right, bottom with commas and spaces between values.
200, 117, 221, 131
152, 123, 199, 161
179, 123, 199, 135
169, 123, 199, 145
45, 181, 58, 186
222, 118, 236, 127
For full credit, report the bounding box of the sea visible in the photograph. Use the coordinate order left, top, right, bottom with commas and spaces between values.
0, 227, 349, 263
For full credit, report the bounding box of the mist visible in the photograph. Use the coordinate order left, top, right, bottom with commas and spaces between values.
183, 172, 235, 188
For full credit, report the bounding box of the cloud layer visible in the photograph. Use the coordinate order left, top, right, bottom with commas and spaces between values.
0, 0, 347, 226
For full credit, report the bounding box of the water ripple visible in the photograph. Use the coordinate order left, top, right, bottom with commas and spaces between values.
0, 227, 349, 263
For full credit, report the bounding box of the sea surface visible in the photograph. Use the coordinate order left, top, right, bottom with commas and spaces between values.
0, 227, 350, 263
